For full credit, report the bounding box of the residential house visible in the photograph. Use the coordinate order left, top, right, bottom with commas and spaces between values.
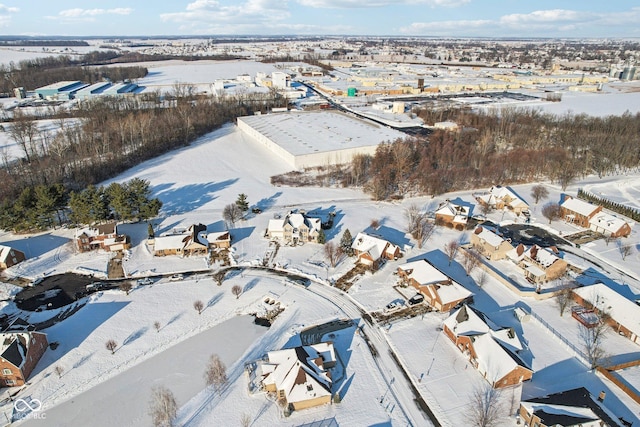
206, 231, 231, 250
397, 260, 473, 312
470, 227, 514, 260
266, 212, 322, 245
0, 332, 48, 387
75, 222, 131, 253
573, 283, 640, 345
153, 224, 208, 257
443, 305, 532, 388
589, 213, 632, 238
0, 246, 26, 269
259, 342, 335, 412
520, 387, 625, 427
476, 186, 529, 215
560, 196, 602, 228
351, 232, 401, 270
435, 200, 470, 230
507, 244, 567, 284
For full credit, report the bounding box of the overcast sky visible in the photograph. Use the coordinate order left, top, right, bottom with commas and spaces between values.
1, 1, 639, 38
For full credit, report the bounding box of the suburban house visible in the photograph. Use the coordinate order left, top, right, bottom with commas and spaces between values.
507, 244, 568, 284
152, 224, 209, 257
443, 305, 532, 388
351, 232, 401, 270
75, 222, 130, 253
560, 196, 602, 228
0, 331, 48, 387
470, 226, 514, 260
266, 212, 322, 245
475, 185, 529, 215
520, 387, 625, 427
0, 245, 26, 270
206, 231, 232, 249
397, 260, 473, 312
588, 213, 632, 238
258, 342, 335, 412
573, 283, 640, 345
435, 200, 471, 230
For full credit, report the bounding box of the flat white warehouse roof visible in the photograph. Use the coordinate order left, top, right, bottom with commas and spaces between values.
238, 110, 406, 157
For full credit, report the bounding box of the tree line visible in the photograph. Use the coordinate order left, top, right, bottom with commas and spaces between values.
330, 107, 640, 200
577, 188, 640, 222
0, 86, 284, 231
0, 51, 148, 94
0, 178, 161, 232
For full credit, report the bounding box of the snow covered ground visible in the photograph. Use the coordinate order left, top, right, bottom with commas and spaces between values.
1, 58, 640, 425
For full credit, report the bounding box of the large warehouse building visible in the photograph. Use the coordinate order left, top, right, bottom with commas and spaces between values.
237, 110, 407, 169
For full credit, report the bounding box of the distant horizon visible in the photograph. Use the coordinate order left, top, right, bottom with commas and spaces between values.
0, 1, 639, 38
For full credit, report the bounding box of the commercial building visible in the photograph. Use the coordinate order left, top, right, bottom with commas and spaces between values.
237, 110, 406, 169
35, 81, 88, 100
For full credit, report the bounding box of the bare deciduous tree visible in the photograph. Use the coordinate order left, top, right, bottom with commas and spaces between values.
476, 270, 489, 288
232, 285, 242, 299
541, 202, 562, 224
530, 184, 549, 204
405, 204, 435, 249
154, 321, 161, 333
149, 385, 178, 427
324, 241, 343, 268
462, 250, 481, 276
465, 383, 504, 427
579, 313, 609, 369
193, 300, 204, 315
54, 365, 64, 378
555, 279, 575, 317
223, 203, 242, 228
119, 281, 132, 295
617, 239, 633, 260
205, 354, 228, 393
370, 219, 380, 230
106, 339, 118, 355
444, 240, 460, 266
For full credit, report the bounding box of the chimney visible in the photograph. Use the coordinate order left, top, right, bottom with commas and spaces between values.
598, 391, 606, 402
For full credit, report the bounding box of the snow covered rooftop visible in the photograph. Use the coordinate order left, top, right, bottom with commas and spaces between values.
399, 260, 473, 305
573, 283, 640, 338
237, 111, 406, 157
589, 212, 630, 234
561, 197, 600, 217
351, 232, 399, 260
473, 226, 506, 247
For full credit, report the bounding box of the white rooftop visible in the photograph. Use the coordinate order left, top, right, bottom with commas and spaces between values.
238, 110, 406, 156
473, 227, 506, 248
561, 197, 600, 217
574, 283, 640, 338
589, 212, 629, 234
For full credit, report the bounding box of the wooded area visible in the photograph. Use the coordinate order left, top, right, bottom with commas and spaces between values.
335, 107, 640, 200
0, 86, 284, 232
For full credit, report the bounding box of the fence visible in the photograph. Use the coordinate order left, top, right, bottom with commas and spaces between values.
525, 307, 591, 367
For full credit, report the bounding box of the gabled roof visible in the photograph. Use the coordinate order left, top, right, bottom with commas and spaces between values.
268, 212, 322, 235
400, 260, 473, 305
589, 213, 630, 234
473, 226, 510, 248
352, 232, 399, 260
522, 387, 623, 427
435, 201, 470, 223
262, 343, 335, 404
573, 283, 640, 338
561, 197, 600, 217
0, 245, 24, 263
96, 222, 117, 236
507, 244, 561, 268
444, 305, 529, 381
0, 333, 37, 369
488, 185, 529, 208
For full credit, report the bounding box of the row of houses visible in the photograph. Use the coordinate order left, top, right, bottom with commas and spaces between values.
151, 224, 231, 257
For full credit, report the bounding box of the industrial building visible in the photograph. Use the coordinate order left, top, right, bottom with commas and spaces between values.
237, 110, 407, 169
75, 81, 113, 100
35, 81, 88, 100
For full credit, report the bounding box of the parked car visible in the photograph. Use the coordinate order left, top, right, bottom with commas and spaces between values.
169, 274, 184, 282
137, 277, 154, 286
384, 301, 404, 313
408, 294, 424, 305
